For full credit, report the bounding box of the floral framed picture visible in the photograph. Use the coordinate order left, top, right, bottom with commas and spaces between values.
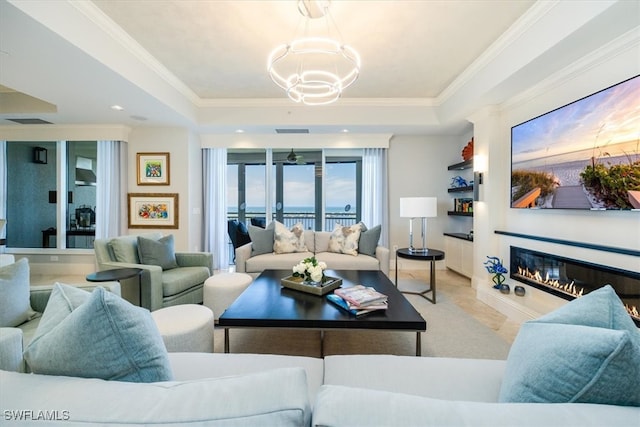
128, 193, 179, 229
137, 152, 170, 185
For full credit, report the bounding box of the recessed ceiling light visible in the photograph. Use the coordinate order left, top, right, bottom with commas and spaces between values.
111, 105, 124, 111
235, 129, 245, 133
341, 129, 349, 133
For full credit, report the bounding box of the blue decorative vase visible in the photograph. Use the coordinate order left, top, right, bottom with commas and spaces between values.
492, 273, 506, 289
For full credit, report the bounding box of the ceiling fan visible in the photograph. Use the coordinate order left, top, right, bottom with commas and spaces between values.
285, 149, 305, 165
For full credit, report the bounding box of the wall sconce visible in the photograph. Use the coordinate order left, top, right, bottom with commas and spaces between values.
473, 171, 483, 201
33, 147, 47, 164
473, 154, 487, 202
48, 191, 73, 204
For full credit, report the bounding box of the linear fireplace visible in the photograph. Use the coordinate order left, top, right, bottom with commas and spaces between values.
510, 246, 640, 326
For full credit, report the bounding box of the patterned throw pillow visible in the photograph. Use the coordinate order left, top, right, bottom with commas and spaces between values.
273, 221, 307, 254
328, 223, 362, 256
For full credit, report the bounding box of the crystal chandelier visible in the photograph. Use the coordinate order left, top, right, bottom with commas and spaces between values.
267, 0, 361, 106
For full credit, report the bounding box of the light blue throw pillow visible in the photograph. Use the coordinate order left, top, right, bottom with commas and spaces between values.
24, 284, 173, 382
0, 258, 33, 327
248, 221, 275, 256
28, 282, 90, 341
499, 285, 640, 406
358, 223, 381, 256
137, 234, 179, 270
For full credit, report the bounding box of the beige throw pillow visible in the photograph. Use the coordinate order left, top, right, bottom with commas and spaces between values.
328, 223, 362, 256
273, 221, 307, 254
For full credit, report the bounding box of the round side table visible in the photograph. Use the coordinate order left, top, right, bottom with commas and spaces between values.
395, 248, 445, 304
86, 268, 144, 306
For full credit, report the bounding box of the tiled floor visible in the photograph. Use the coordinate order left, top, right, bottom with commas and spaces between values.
31, 267, 521, 345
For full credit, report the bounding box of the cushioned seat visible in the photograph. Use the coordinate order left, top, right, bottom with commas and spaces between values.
162, 267, 211, 297
315, 251, 380, 271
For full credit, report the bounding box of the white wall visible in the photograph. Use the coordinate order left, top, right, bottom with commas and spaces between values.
127, 127, 202, 252
472, 37, 640, 323
388, 134, 469, 270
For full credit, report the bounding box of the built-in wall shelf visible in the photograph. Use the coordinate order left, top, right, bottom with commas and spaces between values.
494, 230, 639, 257
443, 232, 473, 242
448, 186, 474, 193
447, 157, 474, 217
447, 159, 473, 170
448, 211, 473, 217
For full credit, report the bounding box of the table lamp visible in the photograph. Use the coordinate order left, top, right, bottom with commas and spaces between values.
400, 197, 437, 253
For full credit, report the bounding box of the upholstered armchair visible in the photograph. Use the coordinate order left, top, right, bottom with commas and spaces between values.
94, 233, 213, 312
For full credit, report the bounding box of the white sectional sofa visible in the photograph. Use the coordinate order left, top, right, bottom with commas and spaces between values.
235, 229, 390, 278
1, 351, 637, 426
2, 257, 637, 425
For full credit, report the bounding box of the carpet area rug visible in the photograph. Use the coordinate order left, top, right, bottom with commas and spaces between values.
213, 279, 511, 360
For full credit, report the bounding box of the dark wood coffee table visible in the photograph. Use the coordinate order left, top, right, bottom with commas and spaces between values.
219, 269, 427, 356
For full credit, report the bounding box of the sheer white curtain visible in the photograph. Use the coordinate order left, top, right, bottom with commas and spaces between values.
95, 140, 128, 239
362, 148, 389, 247
0, 141, 6, 240
203, 147, 228, 270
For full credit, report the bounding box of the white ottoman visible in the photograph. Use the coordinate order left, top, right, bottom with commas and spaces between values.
151, 304, 214, 353
203, 272, 253, 322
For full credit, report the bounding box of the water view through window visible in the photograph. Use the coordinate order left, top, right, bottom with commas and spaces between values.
227, 149, 361, 231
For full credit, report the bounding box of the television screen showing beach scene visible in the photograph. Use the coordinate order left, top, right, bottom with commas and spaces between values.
511, 75, 640, 210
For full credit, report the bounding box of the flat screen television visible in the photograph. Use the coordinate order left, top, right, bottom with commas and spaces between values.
510, 74, 640, 210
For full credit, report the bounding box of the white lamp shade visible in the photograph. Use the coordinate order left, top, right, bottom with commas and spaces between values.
400, 197, 437, 218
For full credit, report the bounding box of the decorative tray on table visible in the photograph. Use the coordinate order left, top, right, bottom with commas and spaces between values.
280, 276, 343, 296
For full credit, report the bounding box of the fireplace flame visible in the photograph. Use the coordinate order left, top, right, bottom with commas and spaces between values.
517, 266, 584, 297
516, 265, 637, 320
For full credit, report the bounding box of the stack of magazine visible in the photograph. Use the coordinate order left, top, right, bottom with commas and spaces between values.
327, 285, 388, 316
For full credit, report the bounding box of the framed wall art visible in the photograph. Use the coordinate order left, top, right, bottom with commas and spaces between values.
137, 152, 170, 185
128, 193, 179, 229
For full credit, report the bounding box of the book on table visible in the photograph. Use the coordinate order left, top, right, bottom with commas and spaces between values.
326, 294, 388, 316
334, 285, 388, 308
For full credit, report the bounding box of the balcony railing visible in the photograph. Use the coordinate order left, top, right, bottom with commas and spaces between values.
228, 212, 357, 231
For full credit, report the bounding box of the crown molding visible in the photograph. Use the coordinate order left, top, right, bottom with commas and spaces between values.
68, 0, 201, 104
437, 1, 559, 105
195, 97, 439, 109
502, 25, 640, 111
0, 124, 132, 141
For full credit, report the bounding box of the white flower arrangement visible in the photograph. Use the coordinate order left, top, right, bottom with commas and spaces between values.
292, 256, 327, 283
